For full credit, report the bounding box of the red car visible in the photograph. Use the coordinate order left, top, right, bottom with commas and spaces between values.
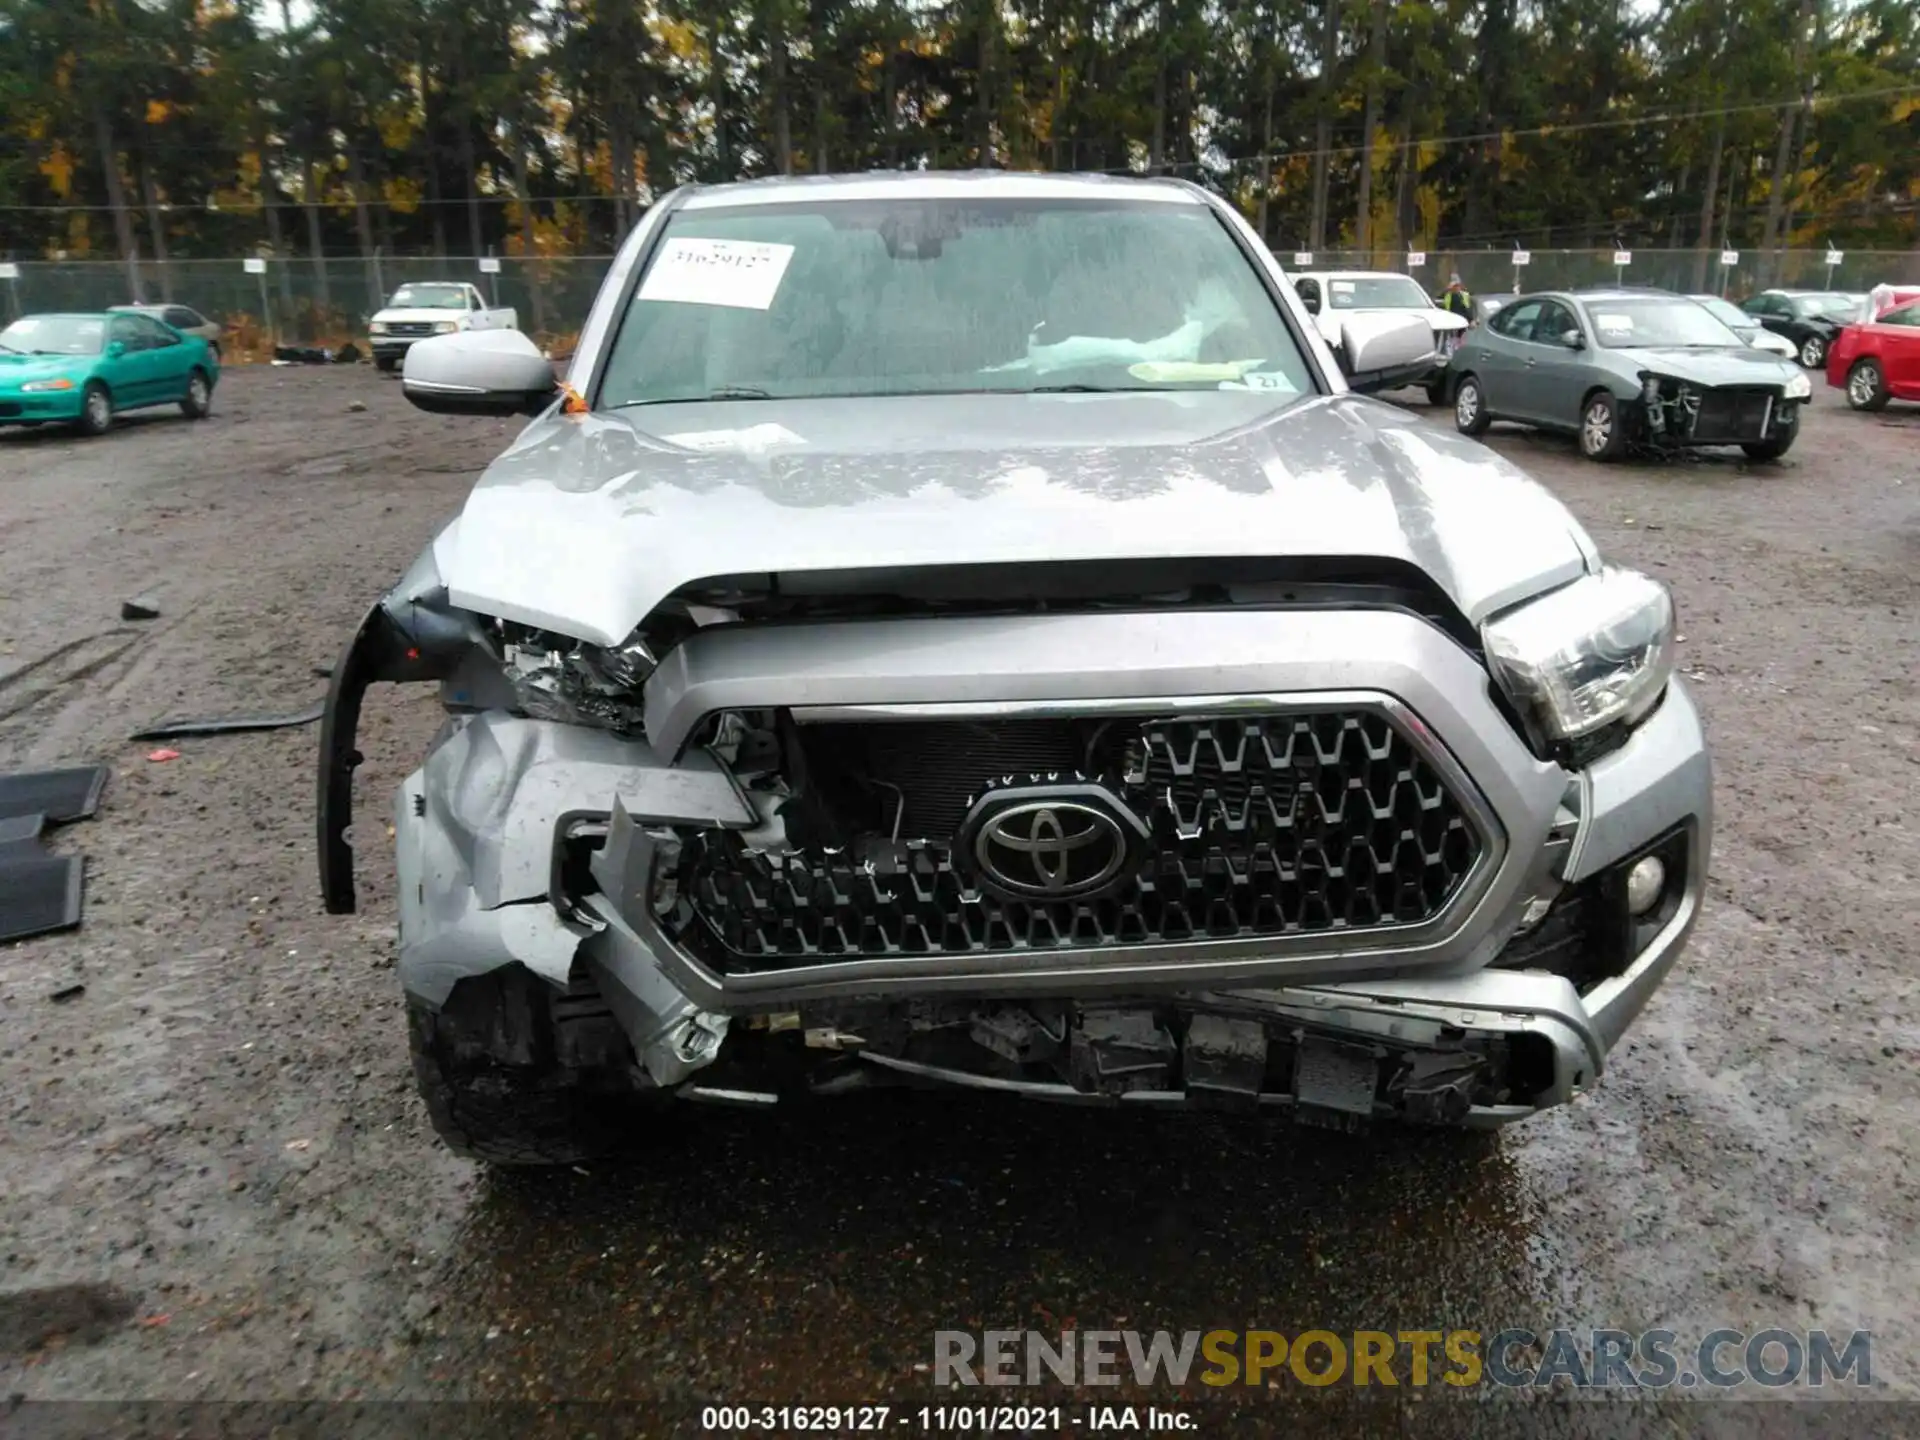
1826, 299, 1920, 411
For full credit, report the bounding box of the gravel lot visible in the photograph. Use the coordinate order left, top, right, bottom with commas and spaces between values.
2, 367, 1917, 1433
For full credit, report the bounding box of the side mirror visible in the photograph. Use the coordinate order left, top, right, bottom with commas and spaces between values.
106, 340, 126, 358
1296, 284, 1321, 316
1562, 330, 1586, 350
402, 329, 558, 418
1335, 312, 1436, 392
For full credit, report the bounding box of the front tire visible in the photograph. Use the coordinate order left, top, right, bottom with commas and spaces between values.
1453, 374, 1491, 435
1798, 335, 1826, 368
407, 964, 650, 1166
1846, 359, 1889, 412
1425, 378, 1450, 407
75, 382, 113, 437
1578, 391, 1628, 461
180, 368, 212, 419
375, 354, 397, 374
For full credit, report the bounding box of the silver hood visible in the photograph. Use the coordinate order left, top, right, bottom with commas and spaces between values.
1615, 345, 1802, 387
435, 391, 1599, 645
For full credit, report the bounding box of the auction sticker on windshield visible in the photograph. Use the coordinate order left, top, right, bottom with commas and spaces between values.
1595, 312, 1633, 335
639, 238, 796, 310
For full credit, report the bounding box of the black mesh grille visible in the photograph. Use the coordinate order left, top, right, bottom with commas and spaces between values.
1688, 388, 1773, 442
660, 711, 1486, 974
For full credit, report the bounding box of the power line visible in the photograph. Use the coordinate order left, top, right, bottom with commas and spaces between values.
1100, 80, 1920, 173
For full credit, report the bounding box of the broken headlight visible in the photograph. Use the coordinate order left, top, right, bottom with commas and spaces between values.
501, 622, 654, 733
1483, 567, 1675, 744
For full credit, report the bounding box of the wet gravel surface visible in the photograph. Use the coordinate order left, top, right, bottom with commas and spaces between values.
1, 368, 1917, 1434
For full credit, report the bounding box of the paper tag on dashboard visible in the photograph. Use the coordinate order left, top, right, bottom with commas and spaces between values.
638, 238, 796, 310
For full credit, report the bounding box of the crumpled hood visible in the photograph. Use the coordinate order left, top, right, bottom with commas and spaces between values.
437, 392, 1598, 646
1616, 345, 1803, 387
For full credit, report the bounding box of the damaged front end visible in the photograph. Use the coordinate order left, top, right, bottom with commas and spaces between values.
317, 536, 759, 1094
1632, 372, 1801, 451
321, 539, 1708, 1145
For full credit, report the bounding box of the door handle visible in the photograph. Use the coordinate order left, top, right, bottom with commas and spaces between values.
1524, 358, 1537, 367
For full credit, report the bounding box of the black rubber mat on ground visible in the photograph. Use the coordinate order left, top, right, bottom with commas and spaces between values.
0, 765, 108, 824
0, 813, 86, 943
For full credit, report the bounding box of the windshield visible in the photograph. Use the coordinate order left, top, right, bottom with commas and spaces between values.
388, 284, 468, 310
1795, 293, 1859, 320
1323, 276, 1431, 310
0, 315, 106, 356
1692, 297, 1754, 329
598, 198, 1312, 406
1587, 298, 1745, 349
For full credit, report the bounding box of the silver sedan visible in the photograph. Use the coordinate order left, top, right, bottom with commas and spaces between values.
1444, 288, 1811, 462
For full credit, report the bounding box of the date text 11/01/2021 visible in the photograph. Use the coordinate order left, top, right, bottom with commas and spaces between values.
700, 1406, 1193, 1432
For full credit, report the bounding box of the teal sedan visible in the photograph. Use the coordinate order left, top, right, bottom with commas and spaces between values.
0, 310, 218, 436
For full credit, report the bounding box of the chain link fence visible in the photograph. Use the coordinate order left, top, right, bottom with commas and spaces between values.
3, 248, 1916, 359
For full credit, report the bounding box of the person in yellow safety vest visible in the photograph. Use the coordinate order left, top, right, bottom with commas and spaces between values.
1438, 273, 1474, 318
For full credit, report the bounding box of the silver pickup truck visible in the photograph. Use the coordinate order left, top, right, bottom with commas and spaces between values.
318, 171, 1709, 1164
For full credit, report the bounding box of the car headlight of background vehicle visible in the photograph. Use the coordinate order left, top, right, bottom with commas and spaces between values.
1483, 567, 1676, 747
432, 321, 459, 334
500, 622, 655, 733
20, 377, 76, 392
369, 321, 389, 335
1783, 372, 1811, 400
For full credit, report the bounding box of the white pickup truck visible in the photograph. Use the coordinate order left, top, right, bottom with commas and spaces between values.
368, 282, 518, 372
1290, 270, 1468, 400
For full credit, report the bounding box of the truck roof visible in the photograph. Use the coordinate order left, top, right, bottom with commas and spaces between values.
679, 170, 1206, 211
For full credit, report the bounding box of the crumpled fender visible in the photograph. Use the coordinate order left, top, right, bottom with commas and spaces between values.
317, 535, 493, 914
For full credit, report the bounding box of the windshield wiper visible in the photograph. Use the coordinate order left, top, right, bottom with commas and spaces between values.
609, 385, 779, 410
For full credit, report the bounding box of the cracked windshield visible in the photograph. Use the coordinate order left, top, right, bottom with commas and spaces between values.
600, 200, 1312, 405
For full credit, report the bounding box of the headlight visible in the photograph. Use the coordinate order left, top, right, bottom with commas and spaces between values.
432, 320, 458, 334
20, 377, 76, 392
501, 623, 655, 732
1483, 567, 1675, 743
1783, 372, 1811, 400
369, 321, 389, 335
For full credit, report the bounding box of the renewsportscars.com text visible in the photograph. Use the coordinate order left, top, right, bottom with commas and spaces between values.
933, 1328, 1873, 1390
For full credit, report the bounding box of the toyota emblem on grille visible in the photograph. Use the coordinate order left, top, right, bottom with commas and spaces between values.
961, 788, 1145, 902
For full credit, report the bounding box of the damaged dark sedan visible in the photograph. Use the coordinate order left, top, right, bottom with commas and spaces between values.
318, 173, 1710, 1163
1446, 288, 1809, 461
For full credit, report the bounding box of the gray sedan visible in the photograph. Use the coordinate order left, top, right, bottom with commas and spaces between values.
1444, 288, 1812, 462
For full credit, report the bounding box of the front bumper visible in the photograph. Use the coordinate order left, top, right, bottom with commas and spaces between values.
1634, 387, 1802, 449
322, 607, 1711, 1127
0, 390, 86, 423
371, 336, 440, 360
